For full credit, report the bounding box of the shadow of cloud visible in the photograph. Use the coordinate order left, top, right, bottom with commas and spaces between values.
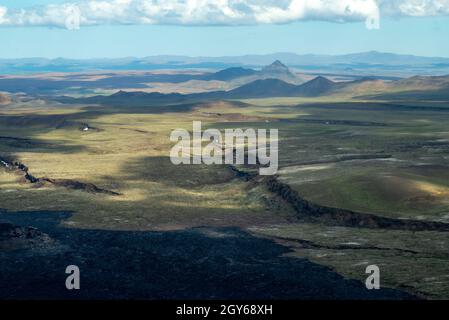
0, 111, 98, 155
120, 156, 236, 188
0, 209, 417, 300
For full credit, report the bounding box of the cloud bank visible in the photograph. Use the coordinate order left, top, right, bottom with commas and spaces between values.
0, 0, 447, 30
379, 0, 449, 17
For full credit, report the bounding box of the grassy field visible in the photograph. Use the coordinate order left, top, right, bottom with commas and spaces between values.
249, 223, 449, 299
0, 100, 295, 230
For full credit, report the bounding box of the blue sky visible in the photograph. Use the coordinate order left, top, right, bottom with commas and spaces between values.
1, 0, 449, 59
1, 0, 66, 7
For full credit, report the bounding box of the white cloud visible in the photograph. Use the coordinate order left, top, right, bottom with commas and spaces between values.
0, 0, 446, 30
379, 0, 449, 17
0, 6, 7, 25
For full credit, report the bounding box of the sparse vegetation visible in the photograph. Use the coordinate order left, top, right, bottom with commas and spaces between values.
1, 63, 449, 299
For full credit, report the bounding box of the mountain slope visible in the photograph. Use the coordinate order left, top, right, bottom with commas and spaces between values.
57, 90, 189, 107
223, 76, 338, 98
356, 74, 449, 101
256, 60, 304, 84
238, 76, 338, 97
202, 67, 257, 81
261, 60, 295, 77
224, 79, 299, 98
202, 61, 305, 85
391, 75, 449, 91
293, 76, 337, 96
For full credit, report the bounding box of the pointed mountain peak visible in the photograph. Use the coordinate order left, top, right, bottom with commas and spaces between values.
112, 90, 128, 96
271, 60, 287, 68
263, 60, 289, 71
309, 76, 334, 84
261, 60, 296, 78
111, 90, 149, 98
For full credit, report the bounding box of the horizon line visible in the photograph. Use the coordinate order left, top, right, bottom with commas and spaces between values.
1, 50, 449, 61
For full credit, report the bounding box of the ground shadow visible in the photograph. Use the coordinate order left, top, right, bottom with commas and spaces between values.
0, 209, 417, 300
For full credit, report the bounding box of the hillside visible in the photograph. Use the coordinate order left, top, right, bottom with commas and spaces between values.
293, 76, 337, 96
204, 60, 306, 85
260, 60, 295, 77
225, 79, 299, 98
257, 60, 305, 84
359, 75, 449, 101
202, 67, 257, 81
391, 75, 449, 91
225, 76, 338, 98
57, 90, 189, 107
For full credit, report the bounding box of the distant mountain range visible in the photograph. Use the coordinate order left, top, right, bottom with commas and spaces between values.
55, 74, 342, 105
2, 51, 449, 76
55, 61, 449, 105
54, 68, 375, 105
0, 60, 306, 94
2, 59, 449, 104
